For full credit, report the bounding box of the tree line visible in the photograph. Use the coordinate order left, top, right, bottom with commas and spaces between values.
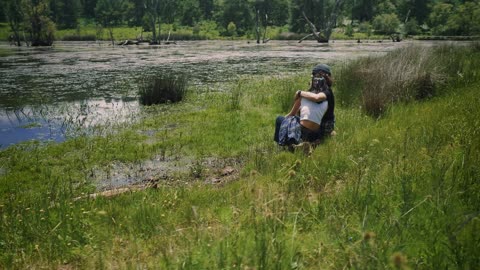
1, 0, 479, 46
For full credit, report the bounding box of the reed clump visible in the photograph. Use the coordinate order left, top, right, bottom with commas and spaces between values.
138, 75, 188, 106
336, 43, 480, 117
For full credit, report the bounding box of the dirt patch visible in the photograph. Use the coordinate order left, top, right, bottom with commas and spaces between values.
83, 156, 243, 199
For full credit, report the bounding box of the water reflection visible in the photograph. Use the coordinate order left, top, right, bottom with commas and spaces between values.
0, 40, 410, 148
0, 99, 140, 148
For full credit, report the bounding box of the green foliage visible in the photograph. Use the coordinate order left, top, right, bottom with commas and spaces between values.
372, 13, 400, 35
227, 21, 237, 37
345, 24, 354, 37
21, 0, 56, 46
444, 1, 480, 36
404, 18, 420, 35
290, 0, 332, 33
50, 0, 81, 29
196, 20, 220, 38
3, 0, 24, 45
351, 0, 375, 21
95, 0, 132, 44
138, 75, 188, 106
221, 0, 252, 36
358, 21, 373, 37
2, 0, 480, 42
429, 3, 453, 35
429, 1, 480, 36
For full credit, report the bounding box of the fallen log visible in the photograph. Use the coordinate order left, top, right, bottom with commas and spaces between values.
118, 40, 140, 46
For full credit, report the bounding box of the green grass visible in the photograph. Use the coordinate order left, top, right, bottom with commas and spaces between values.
335, 42, 480, 117
0, 46, 479, 269
0, 23, 10, 41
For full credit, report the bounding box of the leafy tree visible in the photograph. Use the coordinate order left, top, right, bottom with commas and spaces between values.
4, 0, 25, 46
375, 0, 396, 15
160, 0, 177, 24
80, 0, 97, 19
352, 0, 375, 22
404, 17, 420, 35
372, 13, 400, 35
294, 0, 346, 42
398, 0, 431, 25
23, 0, 56, 46
227, 21, 237, 37
290, 0, 345, 38
179, 0, 202, 26
50, 0, 81, 29
252, 0, 289, 27
199, 0, 214, 20
359, 21, 373, 38
0, 0, 5, 22
445, 1, 480, 35
143, 0, 162, 43
95, 0, 132, 45
142, 0, 177, 43
196, 20, 220, 38
290, 0, 327, 33
252, 0, 279, 43
345, 23, 354, 36
129, 0, 146, 26
429, 2, 454, 35
221, 0, 252, 36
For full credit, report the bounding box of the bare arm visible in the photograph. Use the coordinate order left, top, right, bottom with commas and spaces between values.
298, 90, 327, 103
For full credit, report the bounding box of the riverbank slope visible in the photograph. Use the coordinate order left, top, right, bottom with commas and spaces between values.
0, 45, 479, 269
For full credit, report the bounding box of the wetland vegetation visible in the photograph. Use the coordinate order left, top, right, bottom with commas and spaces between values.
0, 42, 479, 269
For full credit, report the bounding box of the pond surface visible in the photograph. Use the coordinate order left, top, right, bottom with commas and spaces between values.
0, 39, 422, 148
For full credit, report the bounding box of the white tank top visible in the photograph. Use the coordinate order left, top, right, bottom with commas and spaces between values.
300, 98, 328, 125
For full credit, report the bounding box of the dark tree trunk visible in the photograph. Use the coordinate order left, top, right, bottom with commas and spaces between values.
298, 0, 345, 43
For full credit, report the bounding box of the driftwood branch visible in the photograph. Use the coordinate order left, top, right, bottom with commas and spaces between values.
298, 0, 345, 43
300, 11, 325, 42
299, 11, 328, 43
263, 14, 270, 43
298, 33, 314, 43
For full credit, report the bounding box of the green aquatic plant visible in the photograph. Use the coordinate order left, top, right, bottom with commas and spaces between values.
138, 75, 188, 106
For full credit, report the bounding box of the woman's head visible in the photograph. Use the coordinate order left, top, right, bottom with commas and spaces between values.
310, 64, 333, 89
312, 64, 331, 77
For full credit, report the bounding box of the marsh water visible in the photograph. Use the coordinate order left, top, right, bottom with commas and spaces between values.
0, 39, 421, 149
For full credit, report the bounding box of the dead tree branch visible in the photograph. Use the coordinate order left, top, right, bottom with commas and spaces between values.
298, 0, 345, 43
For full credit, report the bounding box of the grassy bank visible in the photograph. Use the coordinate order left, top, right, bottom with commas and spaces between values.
0, 23, 407, 43
1, 45, 479, 269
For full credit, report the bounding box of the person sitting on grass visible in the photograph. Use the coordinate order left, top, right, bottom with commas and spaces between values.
274, 64, 336, 149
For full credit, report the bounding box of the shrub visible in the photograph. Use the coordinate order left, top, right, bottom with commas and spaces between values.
336, 43, 480, 117
227, 22, 237, 37
405, 18, 421, 35
372, 13, 400, 35
358, 22, 373, 38
138, 75, 188, 106
336, 46, 445, 117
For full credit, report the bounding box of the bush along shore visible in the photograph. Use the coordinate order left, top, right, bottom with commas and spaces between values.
0, 43, 479, 269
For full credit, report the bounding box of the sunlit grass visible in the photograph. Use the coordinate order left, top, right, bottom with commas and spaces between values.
0, 46, 479, 269
335, 42, 480, 117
